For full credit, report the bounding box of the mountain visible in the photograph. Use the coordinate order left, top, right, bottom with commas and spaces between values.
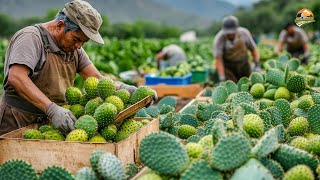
0, 0, 68, 18
154, 0, 236, 19
0, 0, 239, 29
88, 0, 212, 29
225, 0, 261, 7
0, 0, 212, 29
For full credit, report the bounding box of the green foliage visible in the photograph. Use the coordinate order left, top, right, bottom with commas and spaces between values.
106, 20, 181, 39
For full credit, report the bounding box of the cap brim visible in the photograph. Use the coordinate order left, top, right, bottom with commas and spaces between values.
78, 23, 104, 45
223, 28, 237, 34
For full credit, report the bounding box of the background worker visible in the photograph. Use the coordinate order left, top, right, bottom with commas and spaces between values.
277, 22, 309, 64
156, 44, 186, 70
213, 15, 260, 82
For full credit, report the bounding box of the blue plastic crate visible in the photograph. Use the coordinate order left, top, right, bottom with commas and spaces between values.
145, 73, 192, 85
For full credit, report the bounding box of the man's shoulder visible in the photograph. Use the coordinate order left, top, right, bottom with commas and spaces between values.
162, 44, 176, 52
18, 26, 40, 34
238, 27, 251, 36
165, 44, 177, 48
214, 30, 224, 41
12, 26, 41, 40
8, 26, 43, 53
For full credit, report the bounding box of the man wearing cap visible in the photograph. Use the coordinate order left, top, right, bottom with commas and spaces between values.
155, 44, 186, 70
213, 15, 260, 82
0, 0, 157, 135
277, 22, 309, 64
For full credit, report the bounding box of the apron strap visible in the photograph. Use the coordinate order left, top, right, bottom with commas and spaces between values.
34, 24, 51, 52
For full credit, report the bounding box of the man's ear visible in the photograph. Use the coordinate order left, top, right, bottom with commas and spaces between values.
56, 20, 65, 32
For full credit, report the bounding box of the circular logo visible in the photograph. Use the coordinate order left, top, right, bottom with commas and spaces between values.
296, 8, 314, 19
295, 8, 315, 27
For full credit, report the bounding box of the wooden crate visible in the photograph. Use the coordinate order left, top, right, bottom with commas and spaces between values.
148, 84, 202, 98
131, 166, 150, 180
0, 118, 159, 173
114, 96, 152, 124
195, 87, 212, 101
312, 87, 320, 92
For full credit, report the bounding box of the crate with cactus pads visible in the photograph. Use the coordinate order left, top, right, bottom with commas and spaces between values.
0, 117, 159, 173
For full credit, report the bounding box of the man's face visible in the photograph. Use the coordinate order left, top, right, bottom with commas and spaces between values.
55, 21, 89, 53
287, 26, 295, 36
226, 33, 236, 41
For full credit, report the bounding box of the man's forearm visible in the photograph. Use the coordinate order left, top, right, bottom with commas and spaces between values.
9, 71, 52, 112
215, 57, 225, 79
79, 64, 104, 80
252, 48, 260, 63
304, 42, 309, 53
156, 58, 161, 69
277, 43, 283, 54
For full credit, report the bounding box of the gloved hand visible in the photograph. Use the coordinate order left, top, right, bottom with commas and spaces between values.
218, 74, 226, 82
254, 61, 262, 72
120, 83, 138, 94
151, 89, 158, 102
45, 102, 76, 134
146, 89, 158, 107
302, 51, 310, 65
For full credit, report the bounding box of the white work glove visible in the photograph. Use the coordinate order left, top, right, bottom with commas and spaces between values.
45, 102, 76, 134
144, 89, 158, 107
218, 74, 226, 82
254, 61, 262, 72
149, 89, 158, 106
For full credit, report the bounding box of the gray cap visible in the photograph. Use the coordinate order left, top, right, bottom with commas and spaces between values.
222, 16, 239, 34
63, 0, 104, 44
